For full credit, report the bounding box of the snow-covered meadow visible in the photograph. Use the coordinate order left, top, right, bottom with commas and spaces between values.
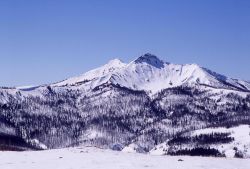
1, 147, 250, 169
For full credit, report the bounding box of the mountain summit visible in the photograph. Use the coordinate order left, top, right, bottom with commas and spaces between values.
106, 58, 125, 67
134, 53, 165, 68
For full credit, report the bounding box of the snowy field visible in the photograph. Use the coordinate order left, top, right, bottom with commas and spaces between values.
1, 147, 250, 169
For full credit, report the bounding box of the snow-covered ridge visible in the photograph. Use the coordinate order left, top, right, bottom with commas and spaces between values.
51, 53, 250, 94
53, 58, 127, 87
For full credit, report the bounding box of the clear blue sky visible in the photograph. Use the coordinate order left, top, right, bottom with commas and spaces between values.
0, 0, 249, 87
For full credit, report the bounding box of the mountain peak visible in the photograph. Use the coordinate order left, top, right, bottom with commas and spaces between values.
106, 58, 126, 68
134, 53, 164, 68
107, 58, 123, 65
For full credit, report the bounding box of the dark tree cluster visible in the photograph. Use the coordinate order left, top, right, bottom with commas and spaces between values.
168, 132, 234, 146
168, 147, 224, 157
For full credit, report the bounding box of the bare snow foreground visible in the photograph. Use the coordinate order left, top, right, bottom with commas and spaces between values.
0, 147, 250, 169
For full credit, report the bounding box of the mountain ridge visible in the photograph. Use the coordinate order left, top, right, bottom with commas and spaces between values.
5, 53, 248, 94
49, 53, 250, 94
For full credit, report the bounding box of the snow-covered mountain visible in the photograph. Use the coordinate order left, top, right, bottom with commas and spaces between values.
0, 53, 250, 158
53, 53, 250, 94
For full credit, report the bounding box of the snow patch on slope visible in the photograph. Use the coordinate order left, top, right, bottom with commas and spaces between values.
150, 142, 169, 155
